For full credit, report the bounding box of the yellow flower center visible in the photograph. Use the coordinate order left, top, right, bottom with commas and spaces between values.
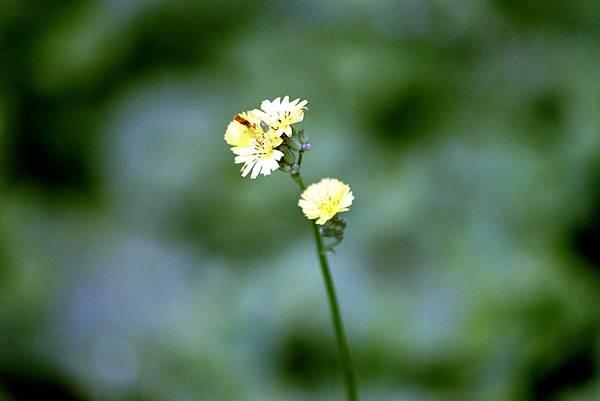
320, 197, 339, 217
276, 111, 294, 127
255, 132, 281, 159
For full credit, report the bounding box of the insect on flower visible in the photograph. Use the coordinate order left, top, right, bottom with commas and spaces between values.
233, 114, 252, 128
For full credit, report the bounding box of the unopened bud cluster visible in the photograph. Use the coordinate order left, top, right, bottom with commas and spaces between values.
319, 215, 349, 252
278, 127, 311, 174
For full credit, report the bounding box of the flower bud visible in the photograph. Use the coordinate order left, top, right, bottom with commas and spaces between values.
298, 128, 308, 144
282, 147, 295, 164
290, 163, 300, 175
279, 163, 292, 172
319, 225, 344, 238
285, 136, 301, 151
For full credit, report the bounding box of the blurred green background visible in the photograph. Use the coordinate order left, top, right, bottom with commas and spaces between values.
1, 1, 599, 400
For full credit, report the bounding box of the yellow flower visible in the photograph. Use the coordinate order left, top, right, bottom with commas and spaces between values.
259, 96, 308, 137
224, 110, 262, 147
225, 110, 285, 179
298, 178, 354, 225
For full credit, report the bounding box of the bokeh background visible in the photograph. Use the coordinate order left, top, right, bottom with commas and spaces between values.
1, 1, 599, 400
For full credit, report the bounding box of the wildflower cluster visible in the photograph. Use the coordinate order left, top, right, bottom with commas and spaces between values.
224, 97, 307, 179
225, 96, 354, 250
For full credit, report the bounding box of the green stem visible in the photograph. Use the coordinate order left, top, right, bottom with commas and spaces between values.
292, 172, 359, 401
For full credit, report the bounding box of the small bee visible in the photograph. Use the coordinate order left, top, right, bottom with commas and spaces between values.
233, 114, 252, 128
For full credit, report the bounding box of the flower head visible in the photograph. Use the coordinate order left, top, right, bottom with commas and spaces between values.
232, 129, 284, 179
259, 96, 308, 137
225, 110, 284, 179
224, 110, 262, 147
298, 178, 354, 225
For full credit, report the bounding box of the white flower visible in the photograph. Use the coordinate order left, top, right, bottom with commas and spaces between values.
259, 96, 308, 137
232, 129, 284, 179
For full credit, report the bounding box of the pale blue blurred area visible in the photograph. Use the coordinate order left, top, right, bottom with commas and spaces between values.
1, 1, 599, 401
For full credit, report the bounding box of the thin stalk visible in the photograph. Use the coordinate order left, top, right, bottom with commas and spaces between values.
292, 172, 359, 401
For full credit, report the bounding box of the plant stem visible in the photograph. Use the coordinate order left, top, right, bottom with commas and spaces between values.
292, 172, 359, 401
